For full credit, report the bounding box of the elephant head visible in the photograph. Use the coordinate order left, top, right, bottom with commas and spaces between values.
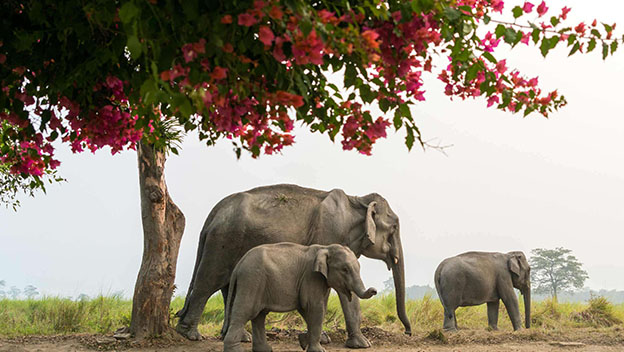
310, 190, 411, 335
508, 251, 531, 328
314, 245, 377, 301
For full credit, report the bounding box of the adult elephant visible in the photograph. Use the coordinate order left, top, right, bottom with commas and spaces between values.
176, 184, 411, 348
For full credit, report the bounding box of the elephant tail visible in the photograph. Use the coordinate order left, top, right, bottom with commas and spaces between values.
222, 269, 238, 336
175, 227, 209, 319
434, 265, 449, 315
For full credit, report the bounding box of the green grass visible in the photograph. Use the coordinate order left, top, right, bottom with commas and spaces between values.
1, 294, 623, 338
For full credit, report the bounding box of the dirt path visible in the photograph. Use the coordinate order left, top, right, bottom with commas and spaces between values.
1, 327, 623, 352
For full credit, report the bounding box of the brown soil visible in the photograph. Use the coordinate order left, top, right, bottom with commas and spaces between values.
1, 327, 624, 352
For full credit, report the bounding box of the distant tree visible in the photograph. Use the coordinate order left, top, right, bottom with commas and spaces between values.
8, 286, 21, 299
77, 293, 90, 301
0, 280, 6, 297
530, 247, 589, 301
383, 277, 395, 292
23, 285, 39, 299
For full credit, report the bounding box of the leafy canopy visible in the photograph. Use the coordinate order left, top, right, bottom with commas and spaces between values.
0, 0, 620, 204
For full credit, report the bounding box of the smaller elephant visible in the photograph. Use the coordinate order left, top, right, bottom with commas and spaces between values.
223, 243, 377, 352
434, 251, 531, 331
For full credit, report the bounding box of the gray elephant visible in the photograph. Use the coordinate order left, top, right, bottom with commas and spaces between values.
434, 251, 531, 331
176, 184, 411, 348
223, 243, 377, 352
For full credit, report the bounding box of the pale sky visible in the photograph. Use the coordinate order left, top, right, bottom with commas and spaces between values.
1, 0, 623, 298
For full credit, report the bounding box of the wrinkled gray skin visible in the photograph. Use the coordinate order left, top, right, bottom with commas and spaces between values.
434, 251, 531, 331
223, 243, 377, 352
176, 184, 411, 348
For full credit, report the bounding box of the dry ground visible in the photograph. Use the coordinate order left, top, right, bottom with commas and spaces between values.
1, 327, 624, 352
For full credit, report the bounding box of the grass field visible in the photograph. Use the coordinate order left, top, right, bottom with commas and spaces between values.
0, 294, 622, 338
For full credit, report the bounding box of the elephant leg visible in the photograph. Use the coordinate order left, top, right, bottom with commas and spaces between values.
177, 256, 232, 340
500, 289, 522, 330
223, 316, 247, 352
221, 286, 251, 342
252, 312, 271, 352
301, 306, 326, 352
338, 292, 370, 349
442, 306, 457, 331
487, 301, 500, 330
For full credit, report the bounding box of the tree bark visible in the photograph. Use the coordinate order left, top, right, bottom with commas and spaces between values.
130, 140, 186, 339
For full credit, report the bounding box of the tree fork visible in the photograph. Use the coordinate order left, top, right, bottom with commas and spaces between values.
130, 140, 186, 339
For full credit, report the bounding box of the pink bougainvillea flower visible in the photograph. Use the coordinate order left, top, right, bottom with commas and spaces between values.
536, 1, 548, 17
361, 29, 380, 49
487, 95, 500, 107
574, 22, 586, 34
560, 6, 571, 20
495, 59, 508, 74
522, 2, 534, 13
268, 6, 283, 20
238, 13, 258, 27
221, 15, 233, 24
258, 26, 275, 46
211, 66, 228, 80
491, 0, 504, 13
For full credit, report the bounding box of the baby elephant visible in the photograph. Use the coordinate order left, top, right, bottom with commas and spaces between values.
223, 243, 377, 352
435, 251, 531, 331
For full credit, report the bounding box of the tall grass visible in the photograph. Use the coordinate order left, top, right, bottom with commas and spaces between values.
1, 294, 622, 338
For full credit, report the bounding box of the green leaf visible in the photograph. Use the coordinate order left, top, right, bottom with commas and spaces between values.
483, 14, 491, 24
444, 7, 461, 22
610, 40, 618, 55
405, 127, 415, 150
482, 51, 497, 64
504, 28, 517, 44
602, 42, 609, 59
591, 29, 602, 39
495, 24, 506, 38
587, 38, 597, 52
567, 34, 577, 46
399, 103, 412, 120
466, 63, 480, 82
603, 23, 613, 33
344, 65, 357, 88
568, 42, 580, 56
393, 109, 403, 129
127, 35, 142, 59
532, 28, 541, 44
300, 19, 313, 36
379, 98, 390, 113
512, 6, 523, 19
119, 2, 140, 24
550, 16, 560, 27
360, 85, 375, 103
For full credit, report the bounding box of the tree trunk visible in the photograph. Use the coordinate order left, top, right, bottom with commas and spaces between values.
130, 140, 186, 339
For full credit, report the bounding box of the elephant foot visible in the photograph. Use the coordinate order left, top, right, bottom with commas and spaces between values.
443, 327, 458, 332
176, 322, 202, 341
306, 344, 326, 352
252, 343, 272, 352
345, 332, 371, 349
298, 331, 331, 349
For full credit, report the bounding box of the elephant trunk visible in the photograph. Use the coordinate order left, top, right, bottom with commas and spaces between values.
355, 287, 378, 299
524, 286, 531, 329
391, 232, 412, 335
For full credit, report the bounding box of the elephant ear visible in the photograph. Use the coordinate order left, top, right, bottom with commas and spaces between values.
361, 201, 377, 250
313, 249, 329, 280
508, 255, 521, 277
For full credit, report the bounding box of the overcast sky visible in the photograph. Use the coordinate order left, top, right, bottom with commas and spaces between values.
1, 0, 623, 298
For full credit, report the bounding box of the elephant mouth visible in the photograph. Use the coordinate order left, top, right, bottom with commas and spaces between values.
384, 255, 398, 270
